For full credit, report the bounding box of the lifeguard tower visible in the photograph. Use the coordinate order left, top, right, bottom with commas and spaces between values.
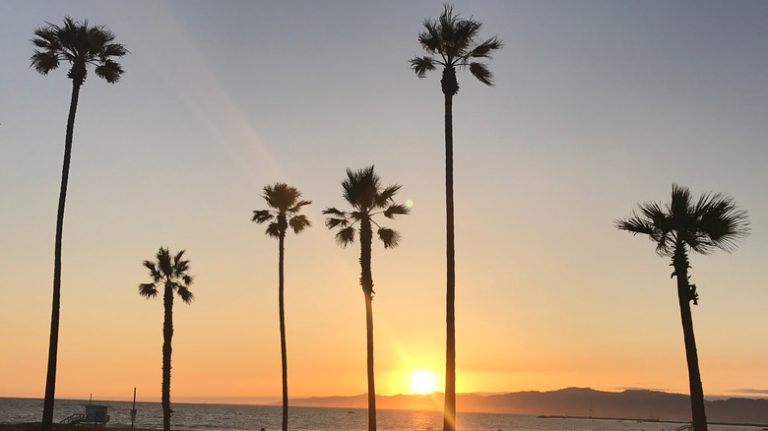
60, 403, 110, 425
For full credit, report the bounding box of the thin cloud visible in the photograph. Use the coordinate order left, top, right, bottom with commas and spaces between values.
613, 386, 669, 392
733, 389, 768, 395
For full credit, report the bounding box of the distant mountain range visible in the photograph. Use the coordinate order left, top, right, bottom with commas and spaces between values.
291, 388, 768, 425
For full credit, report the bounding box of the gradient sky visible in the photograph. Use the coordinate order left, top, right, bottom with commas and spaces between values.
1, 0, 766, 404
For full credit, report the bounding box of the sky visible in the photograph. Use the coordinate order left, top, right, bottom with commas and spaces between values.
0, 0, 767, 404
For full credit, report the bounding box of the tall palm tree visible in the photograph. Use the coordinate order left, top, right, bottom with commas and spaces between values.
252, 183, 311, 431
139, 247, 195, 431
323, 166, 409, 431
409, 6, 501, 430
30, 17, 126, 430
617, 184, 749, 431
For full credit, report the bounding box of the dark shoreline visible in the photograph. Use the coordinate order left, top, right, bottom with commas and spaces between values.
538, 415, 768, 428
0, 424, 160, 431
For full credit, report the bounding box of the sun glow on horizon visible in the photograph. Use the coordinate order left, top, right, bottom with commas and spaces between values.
409, 369, 437, 394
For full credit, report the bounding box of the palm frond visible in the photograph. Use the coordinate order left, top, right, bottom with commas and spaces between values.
173, 250, 188, 277
617, 203, 673, 256
322, 207, 346, 217
374, 184, 402, 207
418, 20, 442, 53
408, 55, 435, 78
32, 26, 61, 50
451, 19, 482, 55
616, 214, 657, 236
639, 201, 665, 222
468, 36, 503, 58
342, 166, 379, 209
669, 184, 693, 220
102, 42, 127, 58
383, 204, 410, 219
182, 275, 193, 286
94, 59, 123, 83
377, 227, 401, 249
252, 209, 273, 223
438, 5, 458, 56
85, 26, 114, 55
266, 222, 281, 238
173, 259, 189, 278
289, 214, 311, 234
469, 62, 493, 85
176, 285, 194, 304
335, 226, 355, 247
143, 260, 162, 282
409, 56, 437, 78
138, 283, 158, 298
694, 193, 750, 253
325, 217, 348, 229
156, 247, 173, 277
173, 249, 186, 264
30, 50, 60, 74
289, 199, 312, 213
263, 182, 306, 211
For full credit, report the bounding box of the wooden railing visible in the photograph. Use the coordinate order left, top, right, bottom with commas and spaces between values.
60, 413, 85, 425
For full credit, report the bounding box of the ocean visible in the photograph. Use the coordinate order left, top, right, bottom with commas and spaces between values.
0, 398, 760, 431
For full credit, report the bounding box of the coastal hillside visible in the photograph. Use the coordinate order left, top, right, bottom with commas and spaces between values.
291, 388, 768, 424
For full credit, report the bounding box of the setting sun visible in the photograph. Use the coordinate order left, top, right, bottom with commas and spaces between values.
409, 369, 437, 394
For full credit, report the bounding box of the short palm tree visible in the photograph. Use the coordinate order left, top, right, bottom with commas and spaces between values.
323, 166, 409, 431
139, 248, 195, 431
31, 17, 126, 430
252, 183, 311, 431
617, 184, 749, 431
409, 6, 501, 430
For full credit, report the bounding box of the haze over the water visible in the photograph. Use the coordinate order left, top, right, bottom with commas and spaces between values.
1, 0, 766, 403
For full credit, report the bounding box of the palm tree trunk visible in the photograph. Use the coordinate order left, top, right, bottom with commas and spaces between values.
42, 80, 82, 431
360, 219, 376, 431
278, 233, 288, 431
673, 246, 708, 431
364, 292, 376, 431
162, 283, 174, 431
442, 81, 457, 431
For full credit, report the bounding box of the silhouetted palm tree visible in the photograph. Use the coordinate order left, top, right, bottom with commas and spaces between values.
617, 184, 749, 431
252, 183, 311, 431
139, 248, 195, 431
30, 17, 126, 429
323, 166, 409, 431
409, 6, 501, 430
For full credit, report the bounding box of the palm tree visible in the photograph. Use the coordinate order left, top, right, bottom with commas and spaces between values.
409, 6, 501, 430
139, 247, 195, 431
323, 166, 409, 431
252, 183, 311, 431
617, 184, 749, 431
30, 17, 126, 430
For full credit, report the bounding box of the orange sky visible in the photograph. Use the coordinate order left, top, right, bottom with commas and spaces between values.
1, 1, 767, 403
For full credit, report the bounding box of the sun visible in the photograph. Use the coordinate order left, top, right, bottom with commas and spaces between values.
409, 369, 437, 394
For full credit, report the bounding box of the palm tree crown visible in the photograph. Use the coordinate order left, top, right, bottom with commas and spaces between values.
139, 248, 194, 304
31, 17, 127, 84
617, 184, 749, 258
409, 4, 502, 94
252, 183, 312, 237
323, 166, 409, 260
